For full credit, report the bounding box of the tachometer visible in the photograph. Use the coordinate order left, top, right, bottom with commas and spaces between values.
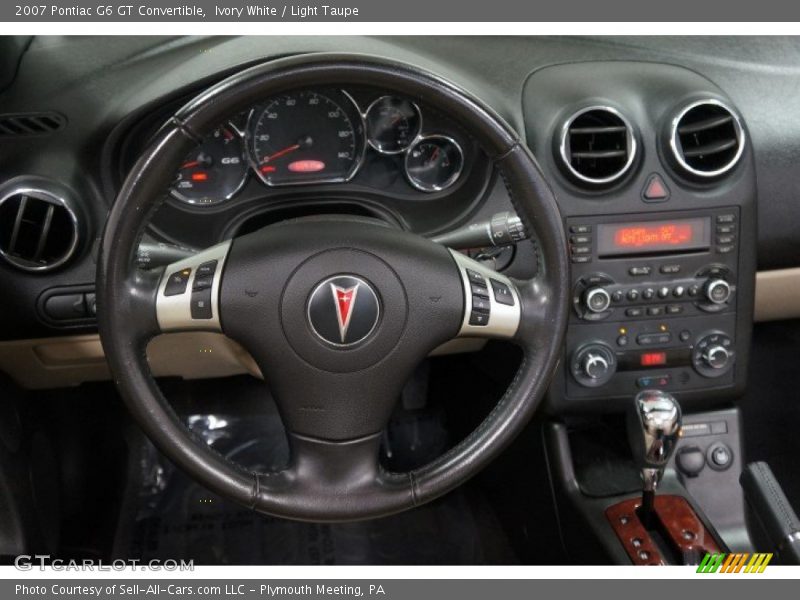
248, 90, 365, 186
170, 125, 248, 205
365, 96, 421, 154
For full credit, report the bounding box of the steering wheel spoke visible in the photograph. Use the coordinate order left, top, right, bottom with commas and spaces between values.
449, 249, 522, 341
155, 240, 232, 333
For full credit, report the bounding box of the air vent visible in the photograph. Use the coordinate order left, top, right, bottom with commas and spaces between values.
0, 189, 79, 272
559, 107, 637, 186
0, 112, 66, 137
670, 100, 744, 178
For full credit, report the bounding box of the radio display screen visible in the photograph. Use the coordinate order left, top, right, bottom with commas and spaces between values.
596, 217, 711, 257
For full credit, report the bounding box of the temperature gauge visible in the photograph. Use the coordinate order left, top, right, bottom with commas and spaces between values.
171, 125, 248, 205
405, 135, 464, 192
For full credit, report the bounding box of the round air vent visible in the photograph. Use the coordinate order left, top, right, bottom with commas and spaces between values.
559, 106, 637, 186
0, 188, 79, 272
669, 99, 745, 178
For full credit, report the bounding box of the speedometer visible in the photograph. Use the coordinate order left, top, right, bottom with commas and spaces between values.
248, 90, 365, 186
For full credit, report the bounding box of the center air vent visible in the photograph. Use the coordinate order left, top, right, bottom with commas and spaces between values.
670, 100, 744, 178
559, 106, 637, 186
0, 188, 79, 272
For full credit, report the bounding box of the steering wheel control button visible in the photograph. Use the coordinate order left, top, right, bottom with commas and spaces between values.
472, 295, 491, 313
466, 269, 486, 286
676, 446, 706, 477
307, 275, 380, 347
195, 260, 218, 279
470, 281, 490, 298
190, 289, 213, 319
707, 442, 734, 471
490, 279, 515, 306
469, 311, 489, 326
164, 268, 192, 296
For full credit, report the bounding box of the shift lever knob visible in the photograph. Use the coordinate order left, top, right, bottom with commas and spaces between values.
627, 390, 682, 493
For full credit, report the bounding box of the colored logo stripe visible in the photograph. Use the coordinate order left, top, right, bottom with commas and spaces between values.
697, 553, 772, 573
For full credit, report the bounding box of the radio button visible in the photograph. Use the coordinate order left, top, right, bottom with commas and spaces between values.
626, 307, 644, 317
571, 256, 591, 264
716, 225, 734, 234
673, 286, 686, 298
611, 290, 624, 303
657, 286, 670, 299
647, 306, 664, 317
716, 214, 736, 224
570, 225, 591, 234
572, 246, 591, 255
642, 288, 655, 300
717, 235, 735, 245
679, 330, 691, 342
570, 235, 591, 244
688, 285, 701, 297
717, 245, 735, 254
627, 289, 640, 301
660, 264, 681, 275
629, 266, 652, 276
666, 305, 684, 315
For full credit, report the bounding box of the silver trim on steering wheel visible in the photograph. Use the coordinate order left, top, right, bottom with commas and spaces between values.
156, 240, 232, 332
450, 250, 521, 339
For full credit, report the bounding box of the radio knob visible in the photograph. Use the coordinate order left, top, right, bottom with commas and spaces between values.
703, 345, 731, 370
584, 287, 611, 313
705, 279, 731, 305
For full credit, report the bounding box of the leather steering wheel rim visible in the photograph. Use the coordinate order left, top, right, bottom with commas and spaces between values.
97, 53, 569, 522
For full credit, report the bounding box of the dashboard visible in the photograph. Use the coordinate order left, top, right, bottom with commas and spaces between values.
1, 36, 799, 412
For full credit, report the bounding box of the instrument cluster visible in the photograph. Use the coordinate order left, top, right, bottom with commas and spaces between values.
170, 88, 466, 206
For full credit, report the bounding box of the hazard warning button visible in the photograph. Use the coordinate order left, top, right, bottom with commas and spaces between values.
642, 173, 670, 202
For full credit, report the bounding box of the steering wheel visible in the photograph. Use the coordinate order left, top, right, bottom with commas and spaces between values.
97, 54, 568, 522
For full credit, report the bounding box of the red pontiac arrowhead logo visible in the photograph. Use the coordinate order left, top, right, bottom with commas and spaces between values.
331, 283, 360, 344
307, 275, 380, 347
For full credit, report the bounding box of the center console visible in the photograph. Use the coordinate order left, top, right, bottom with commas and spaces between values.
522, 60, 758, 563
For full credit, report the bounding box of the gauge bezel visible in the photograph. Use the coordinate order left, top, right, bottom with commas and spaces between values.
169, 122, 249, 206
364, 95, 423, 155
404, 134, 465, 193
246, 89, 367, 188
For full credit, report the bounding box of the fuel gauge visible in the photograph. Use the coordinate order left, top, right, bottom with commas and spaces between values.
405, 135, 464, 192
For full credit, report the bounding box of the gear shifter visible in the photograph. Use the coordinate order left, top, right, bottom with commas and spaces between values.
627, 390, 682, 527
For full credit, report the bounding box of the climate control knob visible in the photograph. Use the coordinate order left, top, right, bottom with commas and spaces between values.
704, 279, 731, 305
584, 287, 612, 314
572, 343, 617, 387
703, 345, 731, 370
693, 332, 734, 378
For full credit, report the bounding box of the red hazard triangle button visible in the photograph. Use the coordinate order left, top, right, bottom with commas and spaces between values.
642, 173, 670, 202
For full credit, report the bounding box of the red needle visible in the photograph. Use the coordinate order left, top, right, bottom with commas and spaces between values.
181, 160, 200, 169
264, 143, 301, 162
